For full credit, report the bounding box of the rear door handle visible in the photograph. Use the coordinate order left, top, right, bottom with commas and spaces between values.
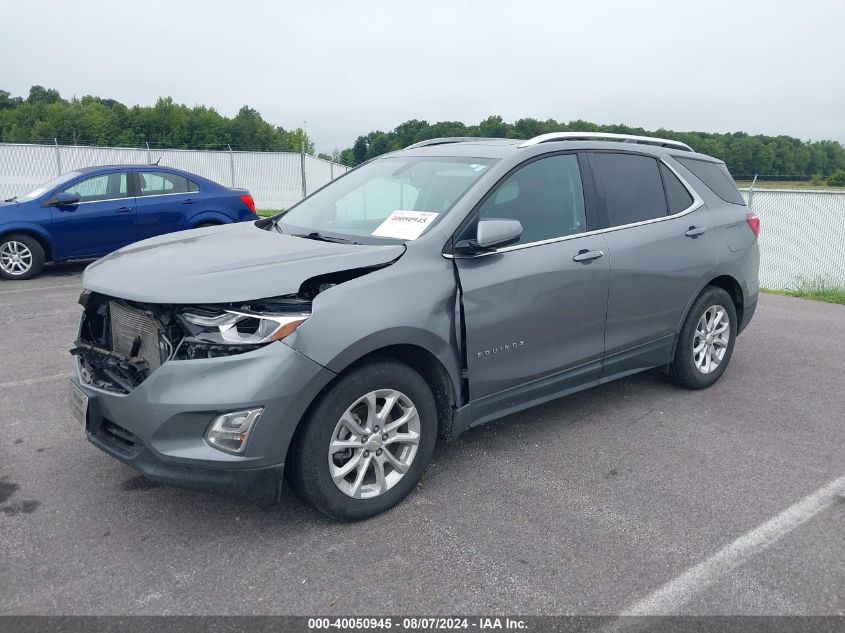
182, 198, 197, 205
573, 249, 604, 263
685, 226, 707, 237
117, 206, 133, 213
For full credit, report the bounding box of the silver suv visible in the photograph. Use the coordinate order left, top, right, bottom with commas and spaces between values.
70, 132, 760, 520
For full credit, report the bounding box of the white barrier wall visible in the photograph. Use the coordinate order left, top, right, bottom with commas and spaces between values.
0, 142, 348, 211
1, 142, 844, 290
741, 189, 845, 289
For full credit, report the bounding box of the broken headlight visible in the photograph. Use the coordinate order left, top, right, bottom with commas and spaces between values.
175, 309, 309, 359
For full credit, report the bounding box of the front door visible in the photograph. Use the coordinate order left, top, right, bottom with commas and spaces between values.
50, 171, 137, 258
454, 153, 610, 400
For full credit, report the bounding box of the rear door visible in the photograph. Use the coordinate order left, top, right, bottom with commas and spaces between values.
134, 170, 203, 239
50, 171, 136, 258
454, 153, 610, 400
588, 152, 717, 376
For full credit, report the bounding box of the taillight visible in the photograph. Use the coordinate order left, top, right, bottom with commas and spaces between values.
746, 213, 760, 238
240, 194, 256, 214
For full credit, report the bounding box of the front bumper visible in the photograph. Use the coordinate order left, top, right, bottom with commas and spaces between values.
74, 341, 336, 503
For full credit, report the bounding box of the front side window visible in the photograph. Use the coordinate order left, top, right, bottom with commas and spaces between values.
63, 173, 127, 202
139, 172, 197, 196
473, 154, 586, 245
280, 157, 495, 241
592, 153, 667, 227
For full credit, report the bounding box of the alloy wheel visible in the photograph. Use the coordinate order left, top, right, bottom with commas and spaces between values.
328, 389, 421, 499
693, 305, 730, 374
0, 240, 33, 276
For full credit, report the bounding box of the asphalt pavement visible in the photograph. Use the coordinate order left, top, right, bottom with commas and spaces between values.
0, 264, 843, 615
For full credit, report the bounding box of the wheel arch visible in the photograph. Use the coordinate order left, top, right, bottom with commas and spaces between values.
672, 274, 744, 358
297, 344, 458, 443
0, 227, 55, 262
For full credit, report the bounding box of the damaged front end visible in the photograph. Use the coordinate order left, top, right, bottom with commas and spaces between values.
72, 288, 317, 395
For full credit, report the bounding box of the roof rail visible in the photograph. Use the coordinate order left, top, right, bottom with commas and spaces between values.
518, 132, 693, 152
404, 137, 508, 150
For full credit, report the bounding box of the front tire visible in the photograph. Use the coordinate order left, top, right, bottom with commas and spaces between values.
0, 234, 45, 280
287, 360, 438, 521
668, 286, 737, 389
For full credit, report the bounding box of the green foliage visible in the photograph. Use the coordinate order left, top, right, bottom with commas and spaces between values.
341, 116, 845, 177
826, 170, 845, 187
763, 278, 845, 305
0, 86, 312, 153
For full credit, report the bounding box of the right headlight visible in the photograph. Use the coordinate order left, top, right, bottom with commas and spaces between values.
175, 309, 309, 358
181, 310, 309, 345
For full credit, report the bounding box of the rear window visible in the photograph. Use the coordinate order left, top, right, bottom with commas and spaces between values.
675, 157, 745, 206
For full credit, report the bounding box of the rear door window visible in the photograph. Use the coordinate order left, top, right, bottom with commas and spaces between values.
660, 163, 694, 213
591, 153, 667, 227
675, 157, 745, 205
139, 171, 196, 196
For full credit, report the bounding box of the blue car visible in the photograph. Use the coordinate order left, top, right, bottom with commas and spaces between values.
0, 165, 258, 279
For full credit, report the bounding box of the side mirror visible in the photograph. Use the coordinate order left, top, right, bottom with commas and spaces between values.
455, 219, 523, 254
48, 192, 80, 207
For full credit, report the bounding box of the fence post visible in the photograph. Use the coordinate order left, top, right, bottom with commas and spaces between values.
300, 142, 307, 199
330, 159, 334, 180
227, 144, 235, 187
748, 173, 758, 210
145, 141, 151, 164
53, 138, 62, 176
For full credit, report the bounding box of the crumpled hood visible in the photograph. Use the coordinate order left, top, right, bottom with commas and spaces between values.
83, 222, 405, 304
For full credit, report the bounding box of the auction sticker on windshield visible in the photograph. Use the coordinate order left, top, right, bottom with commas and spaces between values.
371, 210, 438, 240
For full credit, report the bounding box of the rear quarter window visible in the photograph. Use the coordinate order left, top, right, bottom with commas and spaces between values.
675, 157, 745, 206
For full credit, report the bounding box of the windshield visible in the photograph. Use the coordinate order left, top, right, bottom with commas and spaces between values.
278, 156, 495, 242
15, 171, 82, 202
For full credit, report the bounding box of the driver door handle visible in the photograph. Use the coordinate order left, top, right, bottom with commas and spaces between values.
117, 206, 133, 213
573, 249, 604, 263
685, 226, 707, 237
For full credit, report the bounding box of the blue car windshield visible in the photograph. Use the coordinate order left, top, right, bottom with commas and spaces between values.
278, 156, 496, 242
17, 171, 82, 202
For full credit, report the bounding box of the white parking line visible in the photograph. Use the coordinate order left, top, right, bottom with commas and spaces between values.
0, 282, 81, 294
0, 373, 74, 389
620, 474, 845, 615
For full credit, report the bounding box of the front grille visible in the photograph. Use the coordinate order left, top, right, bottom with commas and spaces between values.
109, 301, 163, 371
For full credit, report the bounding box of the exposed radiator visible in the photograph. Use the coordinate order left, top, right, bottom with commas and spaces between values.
109, 301, 163, 371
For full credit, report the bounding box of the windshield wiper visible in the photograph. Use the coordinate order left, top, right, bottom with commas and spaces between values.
294, 231, 359, 245
4, 196, 17, 202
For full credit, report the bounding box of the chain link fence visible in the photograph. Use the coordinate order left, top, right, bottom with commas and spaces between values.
0, 142, 349, 211
1, 142, 843, 290
741, 188, 845, 290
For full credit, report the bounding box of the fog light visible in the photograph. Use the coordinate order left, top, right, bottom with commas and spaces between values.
205, 408, 263, 454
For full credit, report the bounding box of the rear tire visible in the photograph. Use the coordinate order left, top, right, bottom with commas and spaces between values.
286, 359, 438, 521
195, 221, 221, 228
0, 233, 45, 280
668, 286, 737, 389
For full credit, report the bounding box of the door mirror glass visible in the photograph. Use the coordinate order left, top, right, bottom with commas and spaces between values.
456, 219, 523, 254
49, 192, 80, 206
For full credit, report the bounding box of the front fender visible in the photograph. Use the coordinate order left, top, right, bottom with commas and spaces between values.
0, 222, 58, 260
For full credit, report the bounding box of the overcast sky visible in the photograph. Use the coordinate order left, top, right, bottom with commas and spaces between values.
3, 0, 844, 152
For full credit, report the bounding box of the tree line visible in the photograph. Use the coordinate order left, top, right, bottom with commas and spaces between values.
339, 116, 845, 180
0, 85, 314, 154
2, 87, 843, 179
